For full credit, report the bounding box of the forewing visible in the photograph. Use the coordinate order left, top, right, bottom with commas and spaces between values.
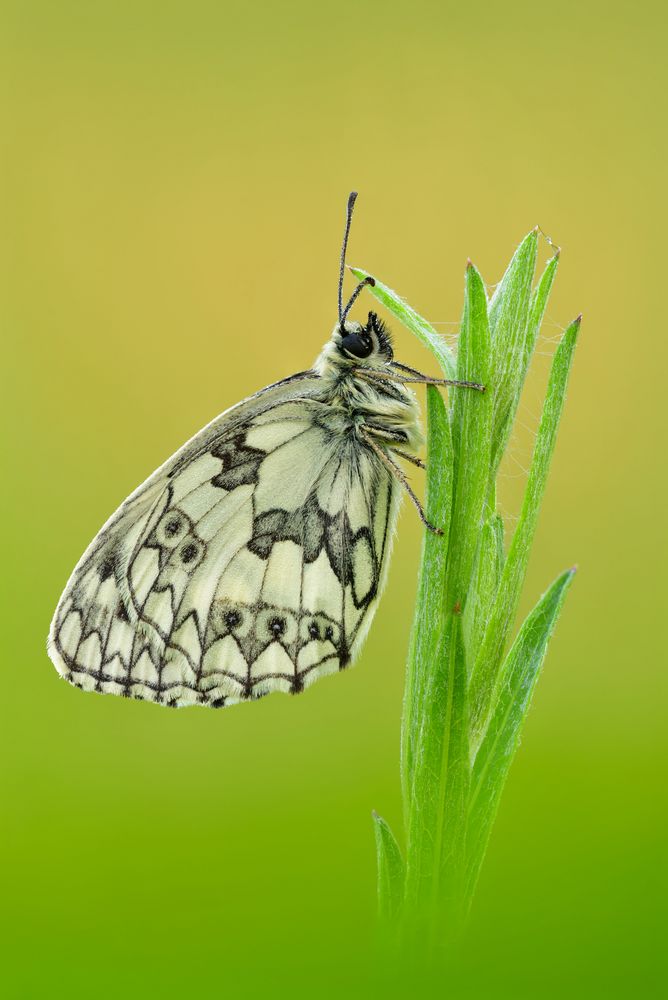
49, 373, 401, 708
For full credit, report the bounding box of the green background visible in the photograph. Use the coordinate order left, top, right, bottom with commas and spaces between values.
2, 1, 665, 996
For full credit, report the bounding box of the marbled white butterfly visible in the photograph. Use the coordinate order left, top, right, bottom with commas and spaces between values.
48, 193, 483, 708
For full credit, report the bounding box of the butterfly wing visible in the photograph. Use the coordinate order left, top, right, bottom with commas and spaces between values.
48, 372, 401, 708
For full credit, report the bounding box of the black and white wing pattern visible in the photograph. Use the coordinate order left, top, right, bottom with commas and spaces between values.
48, 374, 401, 708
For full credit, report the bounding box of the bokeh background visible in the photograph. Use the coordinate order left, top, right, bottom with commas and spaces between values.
2, 1, 666, 996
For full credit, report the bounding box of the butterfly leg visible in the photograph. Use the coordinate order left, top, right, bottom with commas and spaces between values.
355, 366, 485, 392
360, 427, 442, 535
363, 424, 425, 469
391, 448, 425, 470
390, 361, 485, 391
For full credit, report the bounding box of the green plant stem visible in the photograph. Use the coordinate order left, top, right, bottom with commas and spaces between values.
364, 230, 579, 962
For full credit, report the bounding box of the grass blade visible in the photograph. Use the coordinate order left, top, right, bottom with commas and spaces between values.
469, 315, 582, 743
373, 812, 405, 921
466, 567, 576, 898
349, 266, 457, 381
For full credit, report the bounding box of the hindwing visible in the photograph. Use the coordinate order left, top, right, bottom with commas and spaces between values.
48, 373, 401, 708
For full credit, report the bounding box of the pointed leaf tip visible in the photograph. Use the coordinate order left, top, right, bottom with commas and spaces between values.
373, 812, 405, 921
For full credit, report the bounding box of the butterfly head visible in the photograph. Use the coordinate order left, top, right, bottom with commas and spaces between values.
336, 311, 393, 363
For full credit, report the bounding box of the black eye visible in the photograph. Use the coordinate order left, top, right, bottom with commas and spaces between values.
340, 332, 373, 359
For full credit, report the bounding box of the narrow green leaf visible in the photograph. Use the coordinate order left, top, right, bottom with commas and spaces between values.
524, 253, 559, 373
404, 614, 468, 922
469, 315, 582, 743
349, 266, 457, 381
433, 615, 470, 940
404, 264, 491, 935
401, 387, 452, 811
373, 812, 405, 921
466, 567, 576, 898
488, 230, 538, 472
490, 252, 559, 481
446, 262, 493, 613
462, 512, 504, 666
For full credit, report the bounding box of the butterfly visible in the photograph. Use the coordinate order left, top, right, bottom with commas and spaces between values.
47, 193, 483, 709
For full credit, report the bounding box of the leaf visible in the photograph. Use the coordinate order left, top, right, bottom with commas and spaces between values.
524, 253, 560, 374
469, 315, 582, 743
490, 252, 559, 481
403, 264, 491, 931
373, 812, 405, 921
466, 567, 576, 898
401, 387, 453, 809
404, 614, 468, 923
433, 615, 470, 936
462, 512, 504, 666
349, 266, 458, 381
488, 230, 539, 475
446, 262, 493, 613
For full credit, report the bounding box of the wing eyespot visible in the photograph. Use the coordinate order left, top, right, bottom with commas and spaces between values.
269, 616, 286, 638
156, 510, 190, 549
178, 538, 204, 566
255, 608, 298, 645
298, 614, 340, 647
210, 600, 253, 639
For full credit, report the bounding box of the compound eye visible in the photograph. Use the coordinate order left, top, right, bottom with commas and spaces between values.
340, 332, 373, 359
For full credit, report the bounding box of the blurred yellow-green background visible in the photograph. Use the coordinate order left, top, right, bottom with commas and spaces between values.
2, 1, 666, 996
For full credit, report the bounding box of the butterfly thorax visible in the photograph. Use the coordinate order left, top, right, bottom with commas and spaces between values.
313, 323, 423, 453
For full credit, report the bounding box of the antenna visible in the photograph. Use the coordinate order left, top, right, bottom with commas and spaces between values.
340, 276, 375, 328
337, 191, 375, 329
338, 192, 358, 326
